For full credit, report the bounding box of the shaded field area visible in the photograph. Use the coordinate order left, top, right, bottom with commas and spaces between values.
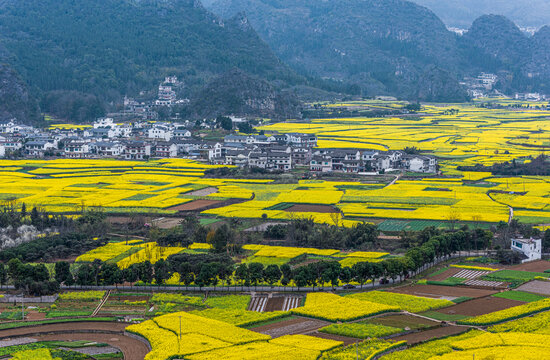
284, 204, 340, 213
391, 325, 468, 345
434, 296, 523, 317
388, 285, 498, 299
168, 199, 222, 211
252, 317, 330, 338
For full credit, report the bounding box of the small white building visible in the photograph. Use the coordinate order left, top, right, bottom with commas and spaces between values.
511, 237, 542, 263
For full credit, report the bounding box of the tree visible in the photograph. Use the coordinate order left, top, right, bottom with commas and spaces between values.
263, 265, 282, 287
248, 263, 264, 289
138, 261, 153, 284
238, 122, 254, 134
54, 261, 72, 284
235, 263, 249, 289
76, 264, 93, 285
216, 116, 232, 131
339, 267, 353, 284
0, 264, 6, 286
154, 259, 170, 285
209, 225, 234, 253
383, 259, 402, 283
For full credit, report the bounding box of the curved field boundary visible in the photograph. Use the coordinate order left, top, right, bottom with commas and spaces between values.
0, 321, 149, 360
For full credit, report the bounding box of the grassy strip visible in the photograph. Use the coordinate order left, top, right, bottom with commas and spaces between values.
452, 297, 473, 304
428, 267, 449, 278
0, 317, 116, 330
421, 311, 470, 322
426, 277, 467, 286
106, 246, 143, 264
492, 291, 546, 303
46, 310, 93, 318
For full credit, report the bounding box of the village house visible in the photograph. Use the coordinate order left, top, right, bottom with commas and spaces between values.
148, 125, 173, 141
153, 142, 178, 158
123, 141, 151, 160
90, 141, 125, 157
25, 140, 57, 157
511, 237, 542, 263
64, 141, 90, 158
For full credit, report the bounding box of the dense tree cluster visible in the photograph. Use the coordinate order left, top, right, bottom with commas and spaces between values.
283, 219, 379, 249
458, 155, 550, 176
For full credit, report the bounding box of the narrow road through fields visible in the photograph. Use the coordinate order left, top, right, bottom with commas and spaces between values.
0, 322, 149, 360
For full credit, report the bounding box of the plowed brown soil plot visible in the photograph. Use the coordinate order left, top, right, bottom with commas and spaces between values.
36, 333, 147, 360
389, 285, 498, 299
392, 325, 468, 345
169, 199, 221, 211
517, 280, 550, 296
252, 317, 330, 338
369, 314, 439, 330
436, 296, 523, 317
511, 260, 550, 272
308, 331, 360, 345
284, 204, 339, 213
264, 297, 285, 312
0, 322, 149, 360
26, 312, 46, 321
429, 268, 462, 281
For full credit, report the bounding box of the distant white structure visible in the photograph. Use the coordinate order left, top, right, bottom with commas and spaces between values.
511, 237, 542, 263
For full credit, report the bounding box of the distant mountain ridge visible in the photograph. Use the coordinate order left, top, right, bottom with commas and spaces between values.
205, 0, 467, 102
205, 0, 550, 98
411, 0, 550, 28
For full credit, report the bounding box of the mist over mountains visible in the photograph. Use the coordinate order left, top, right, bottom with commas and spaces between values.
411, 0, 550, 28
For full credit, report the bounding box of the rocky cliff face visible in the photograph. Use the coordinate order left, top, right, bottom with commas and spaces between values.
186, 68, 301, 119
0, 64, 40, 124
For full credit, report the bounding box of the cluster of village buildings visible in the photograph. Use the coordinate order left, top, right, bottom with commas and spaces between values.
462, 73, 550, 103
0, 117, 438, 174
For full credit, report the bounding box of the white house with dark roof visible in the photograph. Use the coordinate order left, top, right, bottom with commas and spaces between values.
511, 237, 542, 263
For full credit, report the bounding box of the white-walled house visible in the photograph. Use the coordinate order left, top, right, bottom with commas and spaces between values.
511, 237, 542, 263
148, 126, 173, 141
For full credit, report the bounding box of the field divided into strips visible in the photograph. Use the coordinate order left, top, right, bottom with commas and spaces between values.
127, 311, 343, 360
2, 104, 550, 226
75, 242, 390, 283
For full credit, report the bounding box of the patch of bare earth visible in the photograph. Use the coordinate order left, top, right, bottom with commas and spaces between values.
307, 331, 360, 345
510, 260, 550, 272
284, 204, 339, 213
0, 322, 149, 360
369, 314, 439, 329
185, 187, 218, 197
517, 280, 550, 296
388, 285, 498, 299
252, 317, 330, 338
436, 297, 523, 317
391, 326, 468, 345
168, 199, 222, 211
429, 268, 462, 281
25, 312, 46, 321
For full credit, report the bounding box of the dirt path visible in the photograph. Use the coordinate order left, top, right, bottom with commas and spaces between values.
0, 322, 149, 360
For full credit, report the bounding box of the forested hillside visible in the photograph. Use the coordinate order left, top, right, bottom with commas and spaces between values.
206, 0, 469, 102
206, 0, 550, 99
0, 0, 303, 122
